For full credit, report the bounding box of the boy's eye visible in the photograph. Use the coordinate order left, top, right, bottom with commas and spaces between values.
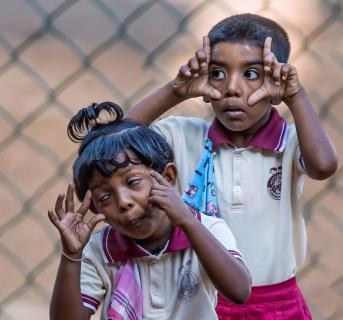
244, 70, 259, 80
211, 69, 225, 80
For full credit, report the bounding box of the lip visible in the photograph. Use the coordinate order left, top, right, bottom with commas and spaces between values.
222, 104, 246, 118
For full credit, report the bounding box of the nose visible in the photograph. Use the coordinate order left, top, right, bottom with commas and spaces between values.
116, 188, 134, 213
225, 73, 242, 97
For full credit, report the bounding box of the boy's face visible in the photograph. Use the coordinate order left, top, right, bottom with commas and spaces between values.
89, 153, 171, 243
208, 41, 272, 135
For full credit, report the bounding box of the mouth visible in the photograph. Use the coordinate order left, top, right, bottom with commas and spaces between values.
222, 105, 245, 118
128, 218, 144, 227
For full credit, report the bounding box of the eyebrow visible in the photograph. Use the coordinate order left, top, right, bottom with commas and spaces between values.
209, 59, 264, 68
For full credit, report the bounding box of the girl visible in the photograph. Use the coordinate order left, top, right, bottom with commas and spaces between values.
48, 101, 251, 320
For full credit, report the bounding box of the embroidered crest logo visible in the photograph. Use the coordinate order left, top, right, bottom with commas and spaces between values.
177, 260, 199, 303
267, 166, 282, 200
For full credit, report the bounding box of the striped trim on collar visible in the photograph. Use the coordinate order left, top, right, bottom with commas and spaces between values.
208, 108, 288, 152
101, 210, 201, 263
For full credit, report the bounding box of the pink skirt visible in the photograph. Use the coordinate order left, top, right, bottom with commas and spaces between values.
216, 277, 312, 320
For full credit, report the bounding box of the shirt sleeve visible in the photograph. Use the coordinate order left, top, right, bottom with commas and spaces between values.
80, 235, 107, 314
201, 214, 244, 262
294, 143, 310, 176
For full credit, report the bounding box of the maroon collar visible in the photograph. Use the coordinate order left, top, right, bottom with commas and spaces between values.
208, 108, 288, 152
102, 211, 201, 263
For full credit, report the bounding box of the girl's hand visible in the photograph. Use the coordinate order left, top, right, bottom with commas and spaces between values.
171, 36, 221, 101
48, 183, 105, 255
148, 171, 194, 227
248, 37, 303, 106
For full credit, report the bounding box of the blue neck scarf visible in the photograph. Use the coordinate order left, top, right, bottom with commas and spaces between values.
182, 139, 218, 216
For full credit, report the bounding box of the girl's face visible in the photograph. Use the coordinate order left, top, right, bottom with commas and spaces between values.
89, 153, 172, 245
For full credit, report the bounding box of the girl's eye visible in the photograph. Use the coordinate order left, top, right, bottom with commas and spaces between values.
128, 178, 141, 186
211, 69, 225, 80
98, 193, 110, 203
245, 70, 259, 80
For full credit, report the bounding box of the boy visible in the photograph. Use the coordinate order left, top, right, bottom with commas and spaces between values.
126, 14, 338, 319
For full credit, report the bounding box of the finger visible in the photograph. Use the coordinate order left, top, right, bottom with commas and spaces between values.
203, 86, 221, 100
48, 208, 62, 229
272, 62, 283, 86
263, 52, 275, 74
195, 48, 208, 74
263, 37, 272, 58
248, 87, 268, 106
149, 188, 168, 197
148, 194, 165, 206
178, 65, 192, 78
87, 213, 106, 231
150, 171, 170, 187
281, 64, 290, 81
203, 36, 211, 64
76, 190, 92, 215
65, 183, 75, 213
263, 37, 273, 73
188, 57, 200, 76
55, 192, 65, 219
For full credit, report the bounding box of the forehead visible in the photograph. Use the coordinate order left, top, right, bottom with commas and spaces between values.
90, 162, 150, 185
210, 41, 263, 66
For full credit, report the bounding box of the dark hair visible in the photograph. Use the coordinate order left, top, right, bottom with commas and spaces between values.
208, 13, 291, 63
68, 102, 174, 201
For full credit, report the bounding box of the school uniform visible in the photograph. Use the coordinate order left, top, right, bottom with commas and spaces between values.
151, 108, 312, 319
80, 212, 243, 320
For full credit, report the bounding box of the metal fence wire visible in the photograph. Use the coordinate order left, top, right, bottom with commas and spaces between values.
0, 0, 342, 319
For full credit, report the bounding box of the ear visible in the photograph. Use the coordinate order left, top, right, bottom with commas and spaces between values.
161, 163, 177, 186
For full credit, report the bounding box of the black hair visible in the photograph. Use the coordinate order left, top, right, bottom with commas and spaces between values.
67, 102, 174, 201
208, 13, 291, 63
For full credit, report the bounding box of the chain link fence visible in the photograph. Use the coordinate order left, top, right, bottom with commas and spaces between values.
0, 0, 342, 319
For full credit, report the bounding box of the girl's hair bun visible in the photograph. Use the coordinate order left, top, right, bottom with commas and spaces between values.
67, 101, 123, 143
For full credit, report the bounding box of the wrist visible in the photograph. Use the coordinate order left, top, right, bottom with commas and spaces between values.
167, 80, 189, 101
284, 86, 306, 110
177, 208, 199, 230
61, 250, 83, 262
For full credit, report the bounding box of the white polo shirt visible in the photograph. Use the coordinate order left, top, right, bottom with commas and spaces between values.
151, 108, 307, 286
80, 213, 243, 320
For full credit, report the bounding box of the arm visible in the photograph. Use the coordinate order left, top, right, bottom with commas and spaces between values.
285, 89, 337, 179
48, 184, 105, 320
248, 37, 338, 179
149, 171, 251, 304
125, 37, 221, 126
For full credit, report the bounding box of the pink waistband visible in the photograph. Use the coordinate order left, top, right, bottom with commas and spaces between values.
219, 277, 301, 305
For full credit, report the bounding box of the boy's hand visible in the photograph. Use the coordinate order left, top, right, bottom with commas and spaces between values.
171, 36, 221, 101
149, 171, 194, 227
48, 183, 105, 256
248, 37, 303, 106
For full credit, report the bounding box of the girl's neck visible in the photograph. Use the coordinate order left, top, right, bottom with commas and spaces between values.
135, 218, 173, 253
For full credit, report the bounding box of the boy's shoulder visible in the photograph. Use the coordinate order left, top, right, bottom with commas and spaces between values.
152, 116, 211, 142
154, 115, 210, 130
